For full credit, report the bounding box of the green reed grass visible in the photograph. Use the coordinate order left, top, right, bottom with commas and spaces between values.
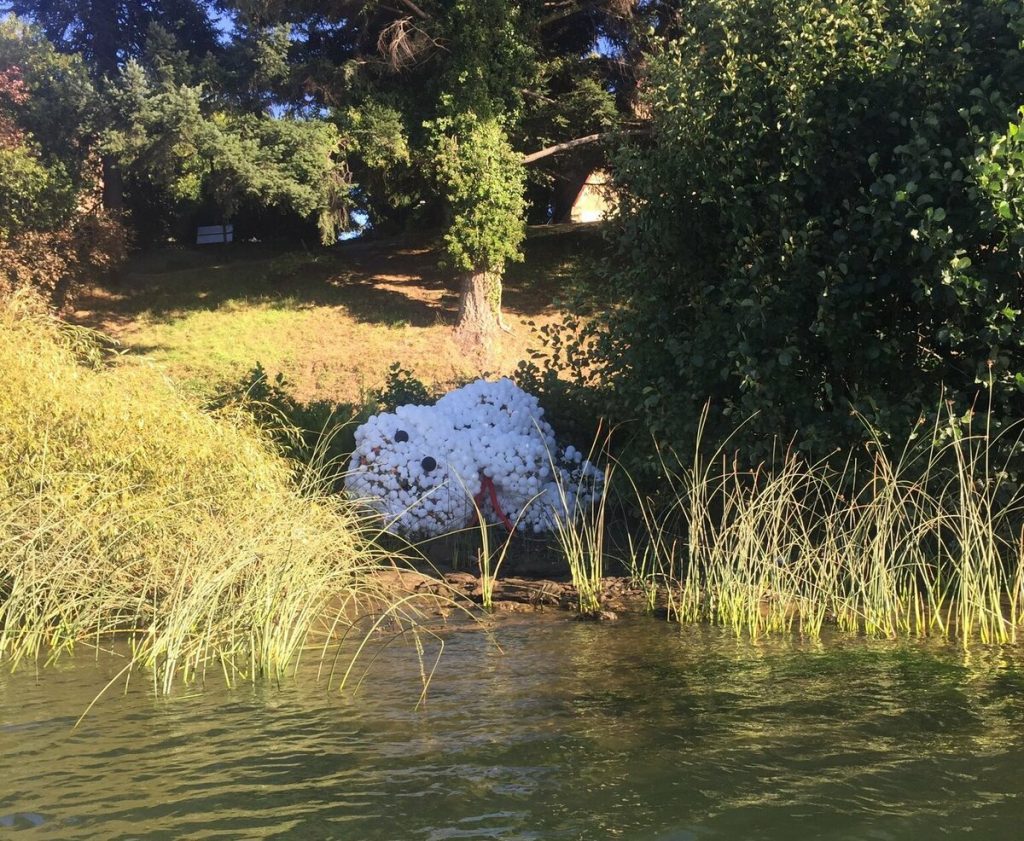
547, 434, 612, 616
470, 508, 517, 611
0, 291, 421, 691
622, 402, 1024, 644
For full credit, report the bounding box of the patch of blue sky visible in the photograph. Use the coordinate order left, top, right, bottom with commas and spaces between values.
595, 35, 621, 58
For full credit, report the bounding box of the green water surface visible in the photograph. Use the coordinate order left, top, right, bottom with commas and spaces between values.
1, 616, 1023, 839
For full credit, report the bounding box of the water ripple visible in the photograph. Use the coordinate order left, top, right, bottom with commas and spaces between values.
1, 618, 1023, 839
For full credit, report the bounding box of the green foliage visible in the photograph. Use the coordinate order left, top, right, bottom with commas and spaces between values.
519, 70, 617, 155
515, 316, 608, 448
433, 113, 526, 274
426, 1, 530, 281
0, 143, 73, 236
2, 3, 644, 244
106, 61, 351, 244
372, 362, 432, 410
975, 104, 1024, 260
590, 0, 1024, 470
0, 16, 98, 181
338, 101, 410, 173
3, 0, 219, 76
217, 362, 433, 490
214, 363, 365, 488
336, 100, 417, 230
221, 19, 291, 111
438, 0, 533, 121
222, 1, 645, 231
554, 75, 617, 135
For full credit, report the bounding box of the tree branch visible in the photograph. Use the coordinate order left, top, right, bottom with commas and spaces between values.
521, 132, 605, 164
539, 0, 603, 28
396, 0, 430, 20
522, 126, 651, 164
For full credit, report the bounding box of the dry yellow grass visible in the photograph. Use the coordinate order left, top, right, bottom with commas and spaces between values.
0, 290, 407, 691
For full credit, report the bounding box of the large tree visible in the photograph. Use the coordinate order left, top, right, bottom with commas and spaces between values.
4, 1, 352, 242
4, 0, 656, 336
428, 0, 529, 347
244, 0, 653, 351
104, 45, 351, 244
0, 0, 219, 211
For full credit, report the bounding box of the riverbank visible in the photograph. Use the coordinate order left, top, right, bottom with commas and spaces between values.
373, 567, 659, 621
5, 227, 1024, 686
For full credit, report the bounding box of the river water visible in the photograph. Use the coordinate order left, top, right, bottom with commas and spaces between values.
1, 615, 1023, 839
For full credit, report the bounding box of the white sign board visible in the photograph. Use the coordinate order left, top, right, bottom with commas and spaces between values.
196, 224, 234, 245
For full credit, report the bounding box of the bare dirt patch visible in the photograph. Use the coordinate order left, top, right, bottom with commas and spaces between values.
372, 567, 662, 621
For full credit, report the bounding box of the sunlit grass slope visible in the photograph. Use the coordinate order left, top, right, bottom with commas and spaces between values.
71, 226, 603, 404
0, 292, 393, 691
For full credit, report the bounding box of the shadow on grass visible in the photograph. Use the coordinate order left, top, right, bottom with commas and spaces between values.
114, 342, 173, 357
74, 223, 610, 334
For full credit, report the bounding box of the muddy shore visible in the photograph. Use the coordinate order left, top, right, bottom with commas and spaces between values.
372, 567, 665, 621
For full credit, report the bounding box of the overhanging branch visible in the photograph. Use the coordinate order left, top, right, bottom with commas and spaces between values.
396, 0, 430, 20
522, 128, 648, 164
522, 133, 604, 164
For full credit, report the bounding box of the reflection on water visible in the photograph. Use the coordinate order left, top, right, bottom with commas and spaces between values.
1, 617, 1023, 840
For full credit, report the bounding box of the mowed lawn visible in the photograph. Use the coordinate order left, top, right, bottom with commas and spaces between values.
72, 225, 603, 404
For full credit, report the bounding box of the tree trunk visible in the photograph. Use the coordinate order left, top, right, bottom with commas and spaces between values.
89, 0, 125, 215
101, 154, 125, 215
455, 269, 502, 351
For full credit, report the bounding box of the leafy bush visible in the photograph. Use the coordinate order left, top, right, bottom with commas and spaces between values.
0, 143, 74, 236
588, 0, 1024, 473
372, 362, 433, 410
213, 363, 367, 489
514, 316, 610, 450
0, 19, 99, 196
215, 361, 436, 490
0, 209, 127, 309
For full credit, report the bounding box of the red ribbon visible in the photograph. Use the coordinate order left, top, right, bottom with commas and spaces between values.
473, 474, 515, 532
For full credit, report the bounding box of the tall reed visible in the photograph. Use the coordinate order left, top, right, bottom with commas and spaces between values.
547, 433, 611, 616
470, 510, 518, 611
0, 291, 412, 691
630, 402, 1024, 644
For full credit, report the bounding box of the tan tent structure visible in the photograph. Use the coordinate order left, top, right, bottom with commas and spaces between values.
569, 169, 617, 223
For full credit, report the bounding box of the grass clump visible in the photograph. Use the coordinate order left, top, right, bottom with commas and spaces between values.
548, 454, 610, 617
627, 406, 1024, 645
0, 291, 396, 691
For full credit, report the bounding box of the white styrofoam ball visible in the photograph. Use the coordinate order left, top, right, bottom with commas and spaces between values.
344, 377, 603, 538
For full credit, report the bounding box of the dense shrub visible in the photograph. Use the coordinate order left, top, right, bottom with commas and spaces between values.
212, 363, 367, 489
583, 0, 1024, 471
213, 362, 434, 490
0, 25, 124, 308
372, 362, 434, 410
0, 209, 127, 309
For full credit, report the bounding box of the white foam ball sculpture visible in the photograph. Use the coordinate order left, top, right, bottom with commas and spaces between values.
345, 378, 603, 538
